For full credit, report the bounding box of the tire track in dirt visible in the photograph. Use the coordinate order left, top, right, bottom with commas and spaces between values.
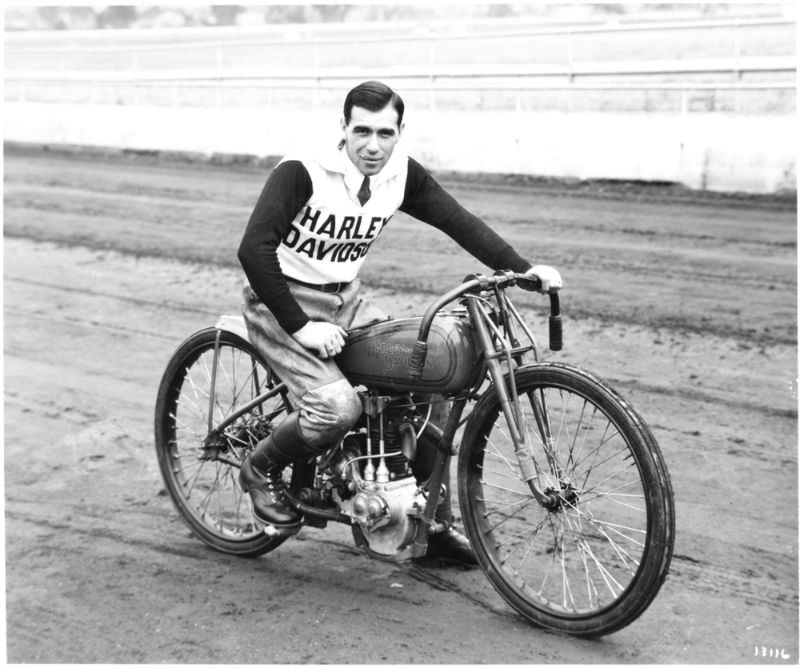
6, 223, 794, 345
5, 304, 185, 342
4, 275, 221, 316
668, 550, 798, 613
6, 176, 795, 268
5, 505, 206, 561
10, 499, 794, 639
4, 500, 524, 661
7, 180, 795, 252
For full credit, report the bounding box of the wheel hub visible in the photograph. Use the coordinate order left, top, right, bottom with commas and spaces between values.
201, 416, 273, 461
542, 480, 580, 511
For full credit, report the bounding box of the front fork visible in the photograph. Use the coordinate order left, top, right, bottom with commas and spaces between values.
465, 297, 561, 507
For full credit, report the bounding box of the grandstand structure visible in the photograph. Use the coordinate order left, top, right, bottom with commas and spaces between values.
4, 8, 796, 192
5, 10, 796, 115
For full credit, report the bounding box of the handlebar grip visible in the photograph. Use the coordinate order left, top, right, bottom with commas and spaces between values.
409, 340, 428, 381
548, 292, 562, 351
549, 315, 563, 351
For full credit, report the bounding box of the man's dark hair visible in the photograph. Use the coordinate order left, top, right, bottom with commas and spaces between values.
343, 80, 405, 126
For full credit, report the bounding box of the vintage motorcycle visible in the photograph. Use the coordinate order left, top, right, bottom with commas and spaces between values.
154, 271, 675, 637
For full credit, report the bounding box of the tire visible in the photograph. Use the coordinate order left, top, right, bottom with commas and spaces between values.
154, 327, 293, 557
458, 363, 674, 636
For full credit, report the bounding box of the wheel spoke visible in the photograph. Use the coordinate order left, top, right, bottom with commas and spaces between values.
482, 495, 539, 534
581, 473, 646, 505
483, 432, 520, 475
567, 397, 589, 470
479, 479, 529, 497
566, 397, 592, 471
577, 422, 623, 489
157, 335, 291, 548
462, 367, 672, 632
577, 536, 625, 597
183, 456, 210, 500
580, 491, 646, 514
564, 501, 643, 568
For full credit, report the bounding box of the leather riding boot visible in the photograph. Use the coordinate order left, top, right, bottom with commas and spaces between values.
422, 468, 479, 567
424, 525, 479, 567
412, 412, 479, 568
239, 413, 319, 531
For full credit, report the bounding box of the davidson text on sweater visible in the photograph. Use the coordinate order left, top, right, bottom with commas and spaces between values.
283, 206, 392, 263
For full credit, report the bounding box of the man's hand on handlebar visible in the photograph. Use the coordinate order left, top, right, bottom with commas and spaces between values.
292, 321, 347, 359
523, 265, 563, 293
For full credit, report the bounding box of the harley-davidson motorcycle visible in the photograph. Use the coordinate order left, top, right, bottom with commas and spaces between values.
154, 271, 674, 637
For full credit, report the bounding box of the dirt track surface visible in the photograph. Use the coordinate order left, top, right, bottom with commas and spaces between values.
3, 144, 798, 663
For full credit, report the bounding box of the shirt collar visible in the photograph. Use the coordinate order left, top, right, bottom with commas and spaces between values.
318, 141, 407, 189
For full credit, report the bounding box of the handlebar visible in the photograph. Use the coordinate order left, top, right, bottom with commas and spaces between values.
409, 271, 562, 381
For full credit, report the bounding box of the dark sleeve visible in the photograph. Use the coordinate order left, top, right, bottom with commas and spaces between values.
237, 160, 313, 334
399, 157, 531, 273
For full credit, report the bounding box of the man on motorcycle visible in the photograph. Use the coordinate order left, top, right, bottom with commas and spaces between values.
237, 80, 562, 565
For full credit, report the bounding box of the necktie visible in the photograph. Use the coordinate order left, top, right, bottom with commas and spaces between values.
357, 176, 371, 206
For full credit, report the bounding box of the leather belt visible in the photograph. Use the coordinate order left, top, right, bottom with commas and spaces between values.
286, 276, 351, 294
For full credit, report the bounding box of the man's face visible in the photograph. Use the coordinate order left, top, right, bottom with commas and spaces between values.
341, 104, 403, 176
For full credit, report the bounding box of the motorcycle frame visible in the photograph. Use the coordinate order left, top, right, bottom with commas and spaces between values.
202, 273, 561, 538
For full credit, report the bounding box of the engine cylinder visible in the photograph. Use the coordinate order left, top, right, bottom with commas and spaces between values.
369, 419, 411, 479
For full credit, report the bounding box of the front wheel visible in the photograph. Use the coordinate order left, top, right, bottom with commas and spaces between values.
458, 363, 674, 636
154, 327, 293, 557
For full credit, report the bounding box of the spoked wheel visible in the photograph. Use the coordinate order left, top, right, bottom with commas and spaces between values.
458, 363, 674, 636
155, 327, 293, 557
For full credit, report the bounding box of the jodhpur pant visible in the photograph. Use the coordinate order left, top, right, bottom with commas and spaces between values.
242, 278, 386, 449
241, 279, 453, 521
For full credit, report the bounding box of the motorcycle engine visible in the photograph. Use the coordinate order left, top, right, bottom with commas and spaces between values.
323, 398, 432, 560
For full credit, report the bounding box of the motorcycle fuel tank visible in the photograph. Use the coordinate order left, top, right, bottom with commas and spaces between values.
336, 314, 483, 394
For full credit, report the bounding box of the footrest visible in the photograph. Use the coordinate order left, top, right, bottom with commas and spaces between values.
261, 523, 300, 538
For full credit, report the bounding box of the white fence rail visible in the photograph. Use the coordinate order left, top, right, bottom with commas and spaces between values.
6, 56, 796, 82
5, 16, 793, 52
5, 14, 794, 114
5, 15, 794, 71
6, 56, 794, 114
5, 15, 793, 43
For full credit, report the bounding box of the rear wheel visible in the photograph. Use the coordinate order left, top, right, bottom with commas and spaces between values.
458, 363, 674, 636
154, 327, 293, 557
